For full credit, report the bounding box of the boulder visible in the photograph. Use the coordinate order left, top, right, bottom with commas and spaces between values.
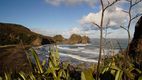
129, 16, 142, 63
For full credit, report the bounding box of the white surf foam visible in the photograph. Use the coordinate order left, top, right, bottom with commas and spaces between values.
74, 44, 91, 46
81, 49, 99, 55
59, 53, 98, 63
57, 46, 81, 52
81, 48, 119, 55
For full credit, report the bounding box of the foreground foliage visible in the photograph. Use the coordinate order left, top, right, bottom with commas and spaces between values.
0, 46, 142, 80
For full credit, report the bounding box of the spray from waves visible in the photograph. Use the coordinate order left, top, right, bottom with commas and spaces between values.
59, 53, 98, 63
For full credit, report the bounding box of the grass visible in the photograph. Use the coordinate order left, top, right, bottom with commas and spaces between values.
0, 45, 142, 80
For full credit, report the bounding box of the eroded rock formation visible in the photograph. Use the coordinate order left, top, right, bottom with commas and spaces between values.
63, 34, 90, 44
53, 35, 64, 43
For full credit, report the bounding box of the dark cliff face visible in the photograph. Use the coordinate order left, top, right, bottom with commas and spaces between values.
133, 16, 142, 39
129, 16, 142, 63
0, 23, 54, 46
41, 36, 54, 45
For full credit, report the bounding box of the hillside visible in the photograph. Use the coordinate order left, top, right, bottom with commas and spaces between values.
0, 23, 54, 46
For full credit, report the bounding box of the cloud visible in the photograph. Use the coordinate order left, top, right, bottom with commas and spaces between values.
45, 0, 61, 6
131, 1, 142, 18
69, 27, 81, 34
80, 6, 128, 30
62, 27, 81, 36
62, 27, 82, 38
78, 0, 142, 38
45, 0, 96, 6
80, 0, 142, 30
62, 27, 92, 38
43, 0, 142, 38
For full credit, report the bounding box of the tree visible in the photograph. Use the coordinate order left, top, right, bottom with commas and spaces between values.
83, 0, 142, 79
120, 0, 142, 59
90, 0, 120, 79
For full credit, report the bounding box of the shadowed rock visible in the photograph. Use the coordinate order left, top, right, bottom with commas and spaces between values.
129, 16, 142, 63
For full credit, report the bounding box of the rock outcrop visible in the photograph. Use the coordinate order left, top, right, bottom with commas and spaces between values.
129, 16, 142, 63
64, 34, 90, 44
68, 34, 82, 44
31, 36, 42, 46
0, 23, 54, 46
81, 36, 90, 44
53, 35, 64, 43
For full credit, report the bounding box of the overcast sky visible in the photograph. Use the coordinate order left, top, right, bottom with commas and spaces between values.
0, 0, 142, 38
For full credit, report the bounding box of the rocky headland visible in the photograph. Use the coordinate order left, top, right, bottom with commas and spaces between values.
0, 23, 54, 73
0, 23, 54, 46
0, 22, 90, 73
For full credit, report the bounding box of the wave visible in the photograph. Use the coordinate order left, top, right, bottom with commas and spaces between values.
59, 53, 98, 63
81, 49, 119, 55
81, 50, 99, 55
74, 43, 91, 46
57, 46, 83, 52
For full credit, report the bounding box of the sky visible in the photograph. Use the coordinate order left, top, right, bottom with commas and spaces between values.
0, 0, 142, 38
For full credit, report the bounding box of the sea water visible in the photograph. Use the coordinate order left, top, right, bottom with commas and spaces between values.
34, 38, 128, 64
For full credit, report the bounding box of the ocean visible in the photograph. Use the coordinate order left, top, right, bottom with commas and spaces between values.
34, 38, 128, 64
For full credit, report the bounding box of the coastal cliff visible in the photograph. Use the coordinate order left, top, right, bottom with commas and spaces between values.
0, 23, 54, 46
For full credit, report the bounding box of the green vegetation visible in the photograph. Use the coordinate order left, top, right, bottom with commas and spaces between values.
0, 23, 54, 46
0, 23, 36, 45
0, 46, 142, 80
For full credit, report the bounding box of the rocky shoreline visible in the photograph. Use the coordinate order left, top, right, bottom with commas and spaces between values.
0, 22, 90, 73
